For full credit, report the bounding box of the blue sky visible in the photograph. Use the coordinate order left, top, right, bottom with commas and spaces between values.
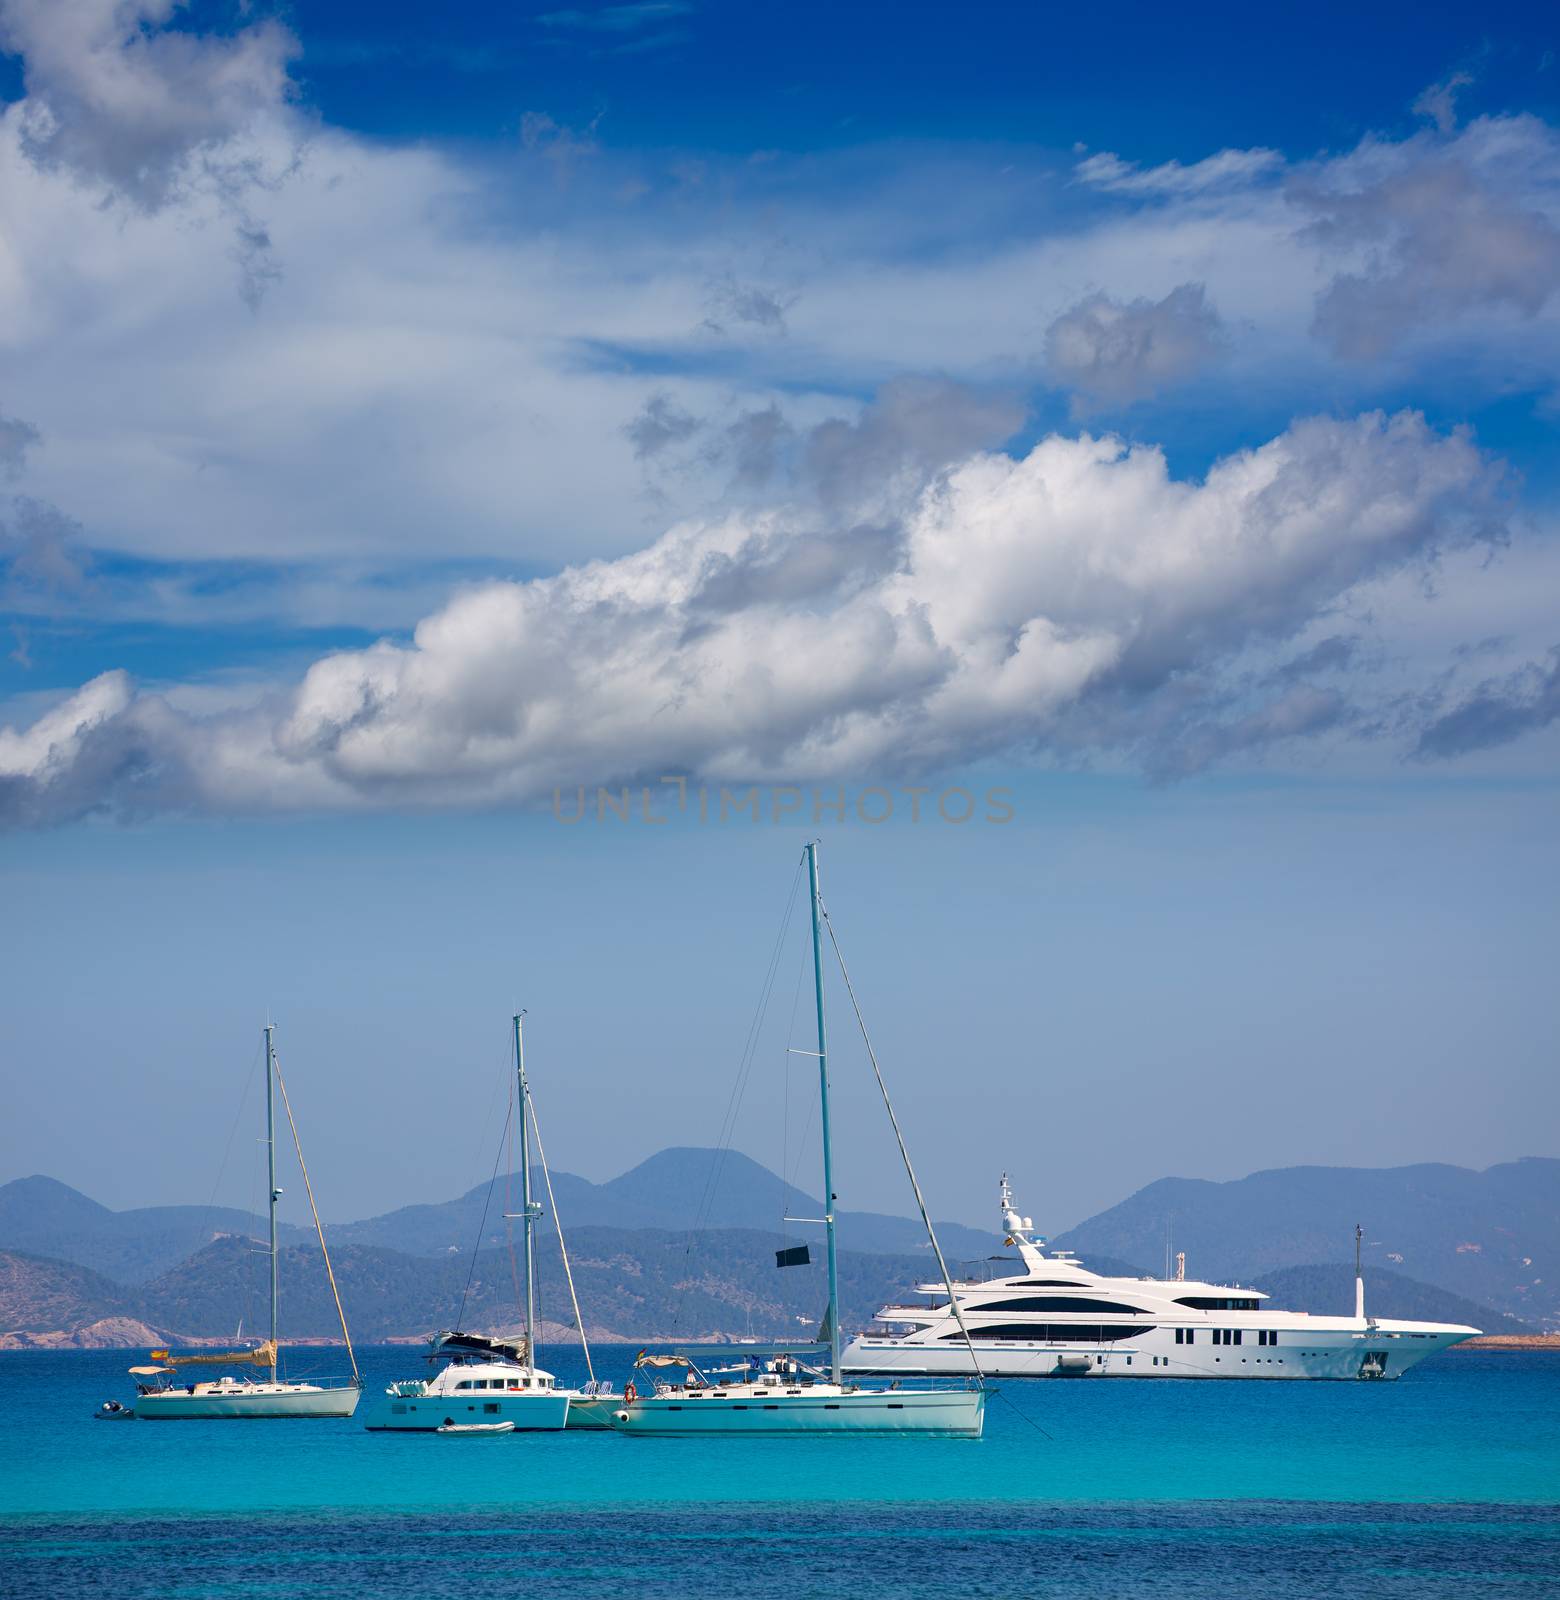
0, 1, 1557, 1233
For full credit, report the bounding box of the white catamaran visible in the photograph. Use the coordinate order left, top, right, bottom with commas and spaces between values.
362, 1012, 618, 1433
608, 842, 986, 1438
121, 1025, 361, 1419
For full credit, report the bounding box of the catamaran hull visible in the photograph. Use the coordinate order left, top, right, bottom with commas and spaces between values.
134, 1385, 360, 1419
843, 1326, 1475, 1380
362, 1391, 570, 1431
610, 1388, 985, 1436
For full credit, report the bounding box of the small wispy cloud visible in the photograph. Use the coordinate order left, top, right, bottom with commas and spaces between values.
1416, 647, 1560, 758
1045, 283, 1224, 411
1073, 145, 1282, 197
536, 2, 693, 33
1412, 71, 1475, 135
0, 408, 41, 478
701, 274, 796, 337
520, 108, 604, 182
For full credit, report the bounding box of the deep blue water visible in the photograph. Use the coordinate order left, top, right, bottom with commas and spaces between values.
3, 1346, 1558, 1597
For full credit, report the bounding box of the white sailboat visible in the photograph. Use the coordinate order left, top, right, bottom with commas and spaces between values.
125, 1025, 361, 1419
363, 1012, 617, 1432
608, 842, 986, 1438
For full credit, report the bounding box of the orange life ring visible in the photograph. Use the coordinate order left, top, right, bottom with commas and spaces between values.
624, 1381, 637, 1403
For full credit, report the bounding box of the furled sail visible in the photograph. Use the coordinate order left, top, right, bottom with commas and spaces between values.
148, 1339, 279, 1368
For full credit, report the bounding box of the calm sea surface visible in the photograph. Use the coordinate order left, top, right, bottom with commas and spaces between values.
3, 1346, 1557, 1597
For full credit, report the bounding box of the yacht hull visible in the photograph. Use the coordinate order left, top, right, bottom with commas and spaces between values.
134, 1384, 360, 1419
843, 1326, 1475, 1380
610, 1386, 984, 1436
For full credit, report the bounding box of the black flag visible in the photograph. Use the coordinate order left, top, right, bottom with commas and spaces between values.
775, 1243, 811, 1268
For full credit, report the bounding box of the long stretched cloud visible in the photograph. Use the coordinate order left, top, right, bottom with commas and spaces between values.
0, 407, 1506, 825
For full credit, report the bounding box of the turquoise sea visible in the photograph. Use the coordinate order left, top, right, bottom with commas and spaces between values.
4, 1346, 1558, 1597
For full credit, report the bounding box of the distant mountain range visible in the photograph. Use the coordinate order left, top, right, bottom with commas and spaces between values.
1052, 1157, 1558, 1328
0, 1229, 947, 1346
0, 1175, 314, 1283
328, 1147, 995, 1262
0, 1151, 1552, 1344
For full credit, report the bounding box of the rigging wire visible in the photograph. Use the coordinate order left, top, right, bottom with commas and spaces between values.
526, 1082, 596, 1385
198, 1037, 262, 1255
455, 1093, 514, 1332
197, 1036, 264, 1344
819, 896, 988, 1388
670, 859, 805, 1335
271, 1051, 360, 1385
690, 858, 806, 1237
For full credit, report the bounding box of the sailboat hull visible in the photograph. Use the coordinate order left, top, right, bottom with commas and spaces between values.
134, 1383, 360, 1419
610, 1386, 985, 1437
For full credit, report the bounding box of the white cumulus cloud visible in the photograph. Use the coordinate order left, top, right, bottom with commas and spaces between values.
0, 409, 1508, 824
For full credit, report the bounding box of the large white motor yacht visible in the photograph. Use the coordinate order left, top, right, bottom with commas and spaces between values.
842, 1175, 1480, 1381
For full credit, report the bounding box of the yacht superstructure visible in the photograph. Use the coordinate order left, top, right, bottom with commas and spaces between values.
842, 1176, 1479, 1381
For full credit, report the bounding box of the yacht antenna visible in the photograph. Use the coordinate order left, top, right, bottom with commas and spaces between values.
805, 842, 842, 1385
263, 1022, 280, 1382
1355, 1222, 1366, 1323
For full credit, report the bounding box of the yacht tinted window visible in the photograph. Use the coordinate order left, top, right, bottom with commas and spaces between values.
943, 1323, 1151, 1342
972, 1296, 1146, 1315
1175, 1296, 1261, 1311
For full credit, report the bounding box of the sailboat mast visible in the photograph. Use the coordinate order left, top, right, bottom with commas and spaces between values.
806, 841, 842, 1384
264, 1023, 279, 1380
514, 1012, 537, 1367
